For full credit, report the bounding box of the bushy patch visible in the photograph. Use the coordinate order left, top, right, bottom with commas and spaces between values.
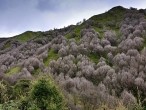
30, 76, 66, 110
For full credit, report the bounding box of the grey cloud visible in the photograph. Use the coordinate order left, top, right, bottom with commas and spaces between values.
36, 0, 99, 12
0, 0, 34, 10
36, 0, 62, 11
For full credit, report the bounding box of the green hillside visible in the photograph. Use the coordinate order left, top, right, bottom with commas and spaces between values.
1, 6, 146, 110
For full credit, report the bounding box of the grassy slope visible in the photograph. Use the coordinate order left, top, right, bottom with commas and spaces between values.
44, 49, 59, 66
90, 6, 126, 36
5, 66, 21, 76
65, 6, 126, 41
14, 31, 42, 43
3, 6, 127, 74
1, 31, 43, 50
65, 6, 126, 63
2, 40, 11, 49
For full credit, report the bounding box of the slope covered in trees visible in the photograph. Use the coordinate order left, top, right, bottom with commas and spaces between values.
0, 6, 146, 110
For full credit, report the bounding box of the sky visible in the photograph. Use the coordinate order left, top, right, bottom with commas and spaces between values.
0, 0, 146, 38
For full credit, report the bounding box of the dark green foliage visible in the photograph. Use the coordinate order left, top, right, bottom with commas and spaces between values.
88, 52, 100, 64
0, 76, 67, 110
31, 76, 65, 110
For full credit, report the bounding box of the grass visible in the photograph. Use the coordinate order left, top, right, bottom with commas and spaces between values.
44, 49, 59, 66
65, 25, 82, 42
3, 41, 11, 49
5, 66, 21, 76
14, 31, 42, 43
88, 53, 100, 64
90, 6, 126, 36
32, 68, 42, 75
93, 26, 104, 38
90, 6, 126, 23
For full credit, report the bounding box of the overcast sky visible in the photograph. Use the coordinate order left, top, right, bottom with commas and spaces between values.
0, 0, 146, 37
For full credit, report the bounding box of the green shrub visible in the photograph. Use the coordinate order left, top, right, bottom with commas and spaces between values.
0, 80, 13, 103
30, 76, 66, 110
13, 79, 31, 99
2, 100, 19, 110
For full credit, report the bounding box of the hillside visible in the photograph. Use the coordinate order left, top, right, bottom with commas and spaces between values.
1, 6, 146, 110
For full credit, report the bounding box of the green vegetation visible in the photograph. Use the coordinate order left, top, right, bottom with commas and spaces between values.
5, 66, 21, 76
2, 100, 19, 110
88, 53, 100, 64
13, 79, 31, 97
3, 41, 11, 49
1, 6, 146, 110
93, 26, 104, 38
32, 68, 42, 75
65, 6, 126, 41
90, 6, 126, 24
65, 25, 82, 42
89, 6, 126, 36
14, 31, 42, 42
0, 75, 67, 110
44, 49, 59, 66
31, 76, 66, 110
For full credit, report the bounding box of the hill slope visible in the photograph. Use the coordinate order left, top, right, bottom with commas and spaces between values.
1, 6, 146, 109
